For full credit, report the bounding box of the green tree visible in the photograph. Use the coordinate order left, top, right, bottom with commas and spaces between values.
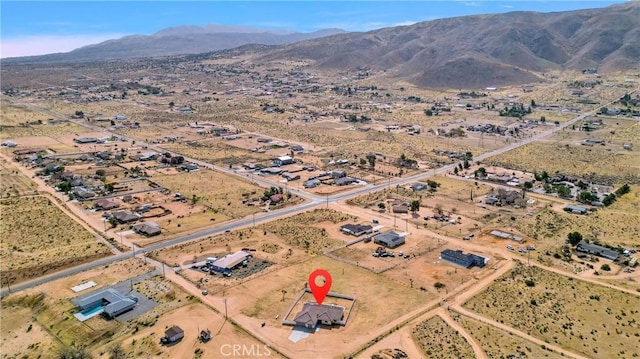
556, 185, 572, 198
410, 200, 420, 213
523, 181, 533, 190
426, 179, 440, 190
578, 191, 598, 203
454, 167, 459, 175
463, 159, 470, 169
600, 264, 611, 271
169, 101, 175, 108
530, 99, 536, 107
95, 169, 106, 177
58, 181, 72, 193
615, 184, 630, 196
424, 109, 433, 116
366, 154, 376, 169
567, 231, 583, 246
475, 167, 487, 178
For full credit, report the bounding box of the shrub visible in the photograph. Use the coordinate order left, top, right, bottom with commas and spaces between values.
601, 264, 611, 271
525, 279, 535, 287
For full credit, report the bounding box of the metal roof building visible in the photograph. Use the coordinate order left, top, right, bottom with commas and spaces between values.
441, 249, 488, 268
576, 241, 619, 260
210, 251, 251, 273
374, 231, 405, 248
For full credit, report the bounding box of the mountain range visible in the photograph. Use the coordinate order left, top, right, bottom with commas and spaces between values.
258, 1, 639, 88
2, 25, 345, 63
3, 2, 638, 88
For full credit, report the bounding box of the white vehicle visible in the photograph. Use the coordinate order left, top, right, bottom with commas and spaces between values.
206, 257, 217, 265
506, 244, 514, 250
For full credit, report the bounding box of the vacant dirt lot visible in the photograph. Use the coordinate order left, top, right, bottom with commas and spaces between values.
512, 185, 640, 249
0, 157, 38, 198
0, 195, 112, 284
412, 315, 475, 358
486, 141, 639, 185
454, 313, 564, 359
464, 261, 640, 359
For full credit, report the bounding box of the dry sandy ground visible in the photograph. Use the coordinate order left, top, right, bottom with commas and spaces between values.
1, 258, 153, 359
94, 303, 281, 359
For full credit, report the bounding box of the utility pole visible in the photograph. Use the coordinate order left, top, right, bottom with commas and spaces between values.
252, 212, 256, 227
224, 298, 228, 319
326, 193, 329, 208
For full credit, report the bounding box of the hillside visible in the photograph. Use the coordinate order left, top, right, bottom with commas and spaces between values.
259, 2, 640, 88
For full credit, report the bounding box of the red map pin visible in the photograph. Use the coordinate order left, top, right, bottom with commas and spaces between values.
308, 269, 332, 306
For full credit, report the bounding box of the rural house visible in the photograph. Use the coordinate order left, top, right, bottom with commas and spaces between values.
293, 303, 345, 328
210, 251, 251, 274
440, 249, 488, 268
340, 224, 373, 236
133, 222, 161, 236
564, 204, 588, 215
273, 155, 294, 167
374, 231, 405, 248
163, 326, 184, 343
112, 210, 141, 223
94, 198, 120, 210
576, 241, 618, 260
73, 288, 138, 319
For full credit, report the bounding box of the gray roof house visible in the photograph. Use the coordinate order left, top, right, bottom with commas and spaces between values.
112, 210, 141, 223
564, 205, 588, 215
133, 222, 161, 236
73, 288, 137, 319
293, 303, 345, 328
340, 224, 373, 236
164, 326, 184, 343
72, 187, 96, 199
576, 241, 618, 260
441, 249, 487, 268
374, 231, 405, 248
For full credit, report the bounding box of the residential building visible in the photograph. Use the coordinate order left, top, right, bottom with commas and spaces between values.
74, 137, 98, 144
576, 241, 618, 260
94, 198, 120, 210
210, 251, 251, 274
374, 231, 405, 248
273, 155, 294, 167
409, 183, 427, 191
564, 204, 588, 215
112, 210, 141, 223
441, 249, 487, 268
340, 224, 373, 236
73, 288, 137, 319
293, 303, 345, 328
163, 326, 184, 343
133, 222, 161, 236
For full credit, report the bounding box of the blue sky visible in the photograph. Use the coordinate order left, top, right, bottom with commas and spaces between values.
1, 1, 626, 58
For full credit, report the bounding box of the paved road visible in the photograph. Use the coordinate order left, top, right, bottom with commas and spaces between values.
2, 90, 634, 298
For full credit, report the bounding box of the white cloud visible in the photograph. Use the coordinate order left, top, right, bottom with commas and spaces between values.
459, 1, 482, 6
501, 5, 514, 8
0, 33, 126, 58
394, 20, 418, 27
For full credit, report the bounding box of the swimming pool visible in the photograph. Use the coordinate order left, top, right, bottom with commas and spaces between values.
74, 305, 104, 322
